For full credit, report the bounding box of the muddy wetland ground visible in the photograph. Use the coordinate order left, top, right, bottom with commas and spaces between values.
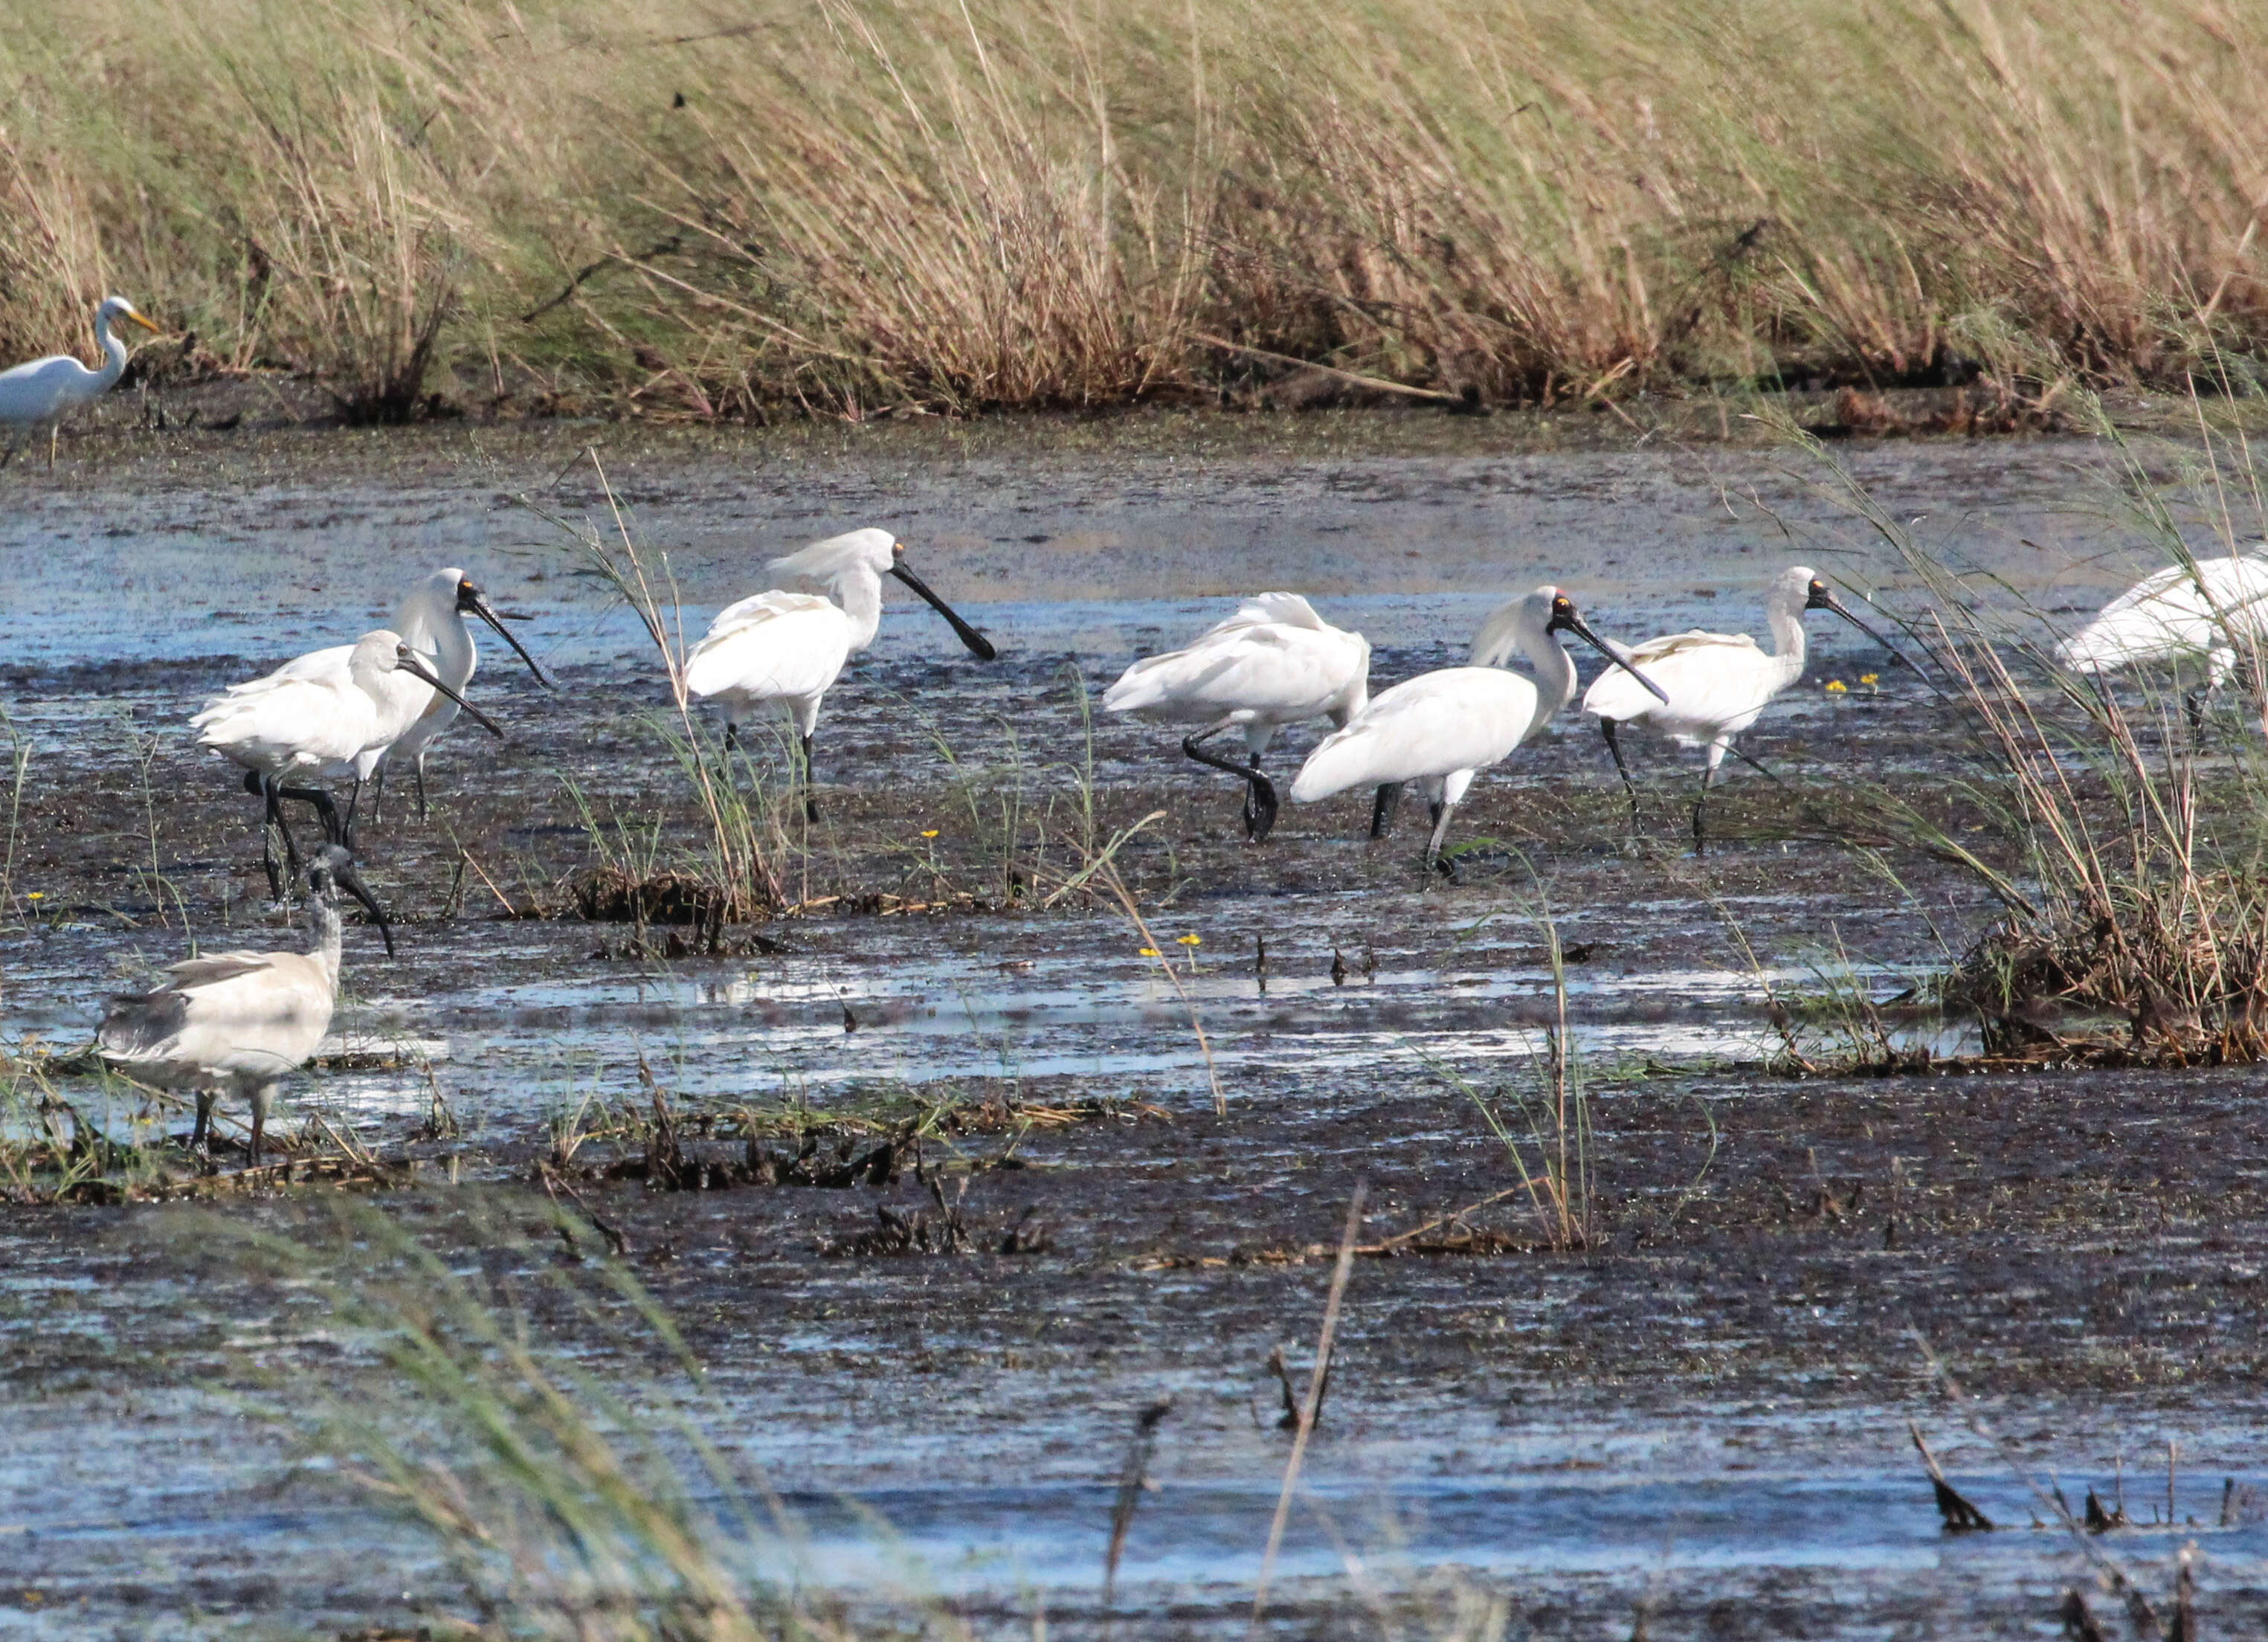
1, 407, 2265, 1638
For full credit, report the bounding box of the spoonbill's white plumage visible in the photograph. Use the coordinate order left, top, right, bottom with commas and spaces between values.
97, 847, 391, 1165
1101, 593, 1370, 839
0, 295, 159, 469
1579, 564, 1901, 851
2055, 555, 2268, 723
1290, 588, 1664, 870
268, 568, 552, 822
687, 528, 996, 817
191, 631, 506, 892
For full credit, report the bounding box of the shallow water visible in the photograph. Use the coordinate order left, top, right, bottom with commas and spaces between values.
2, 419, 2263, 1637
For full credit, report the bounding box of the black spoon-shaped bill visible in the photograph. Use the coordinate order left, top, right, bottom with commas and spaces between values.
890, 561, 998, 661
1549, 601, 1672, 704
395, 646, 508, 738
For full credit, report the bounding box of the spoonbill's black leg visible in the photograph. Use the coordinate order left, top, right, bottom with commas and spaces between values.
1423, 800, 1459, 878
1370, 783, 1404, 839
802, 733, 820, 823
413, 756, 431, 822
1600, 718, 1640, 834
1182, 722, 1278, 841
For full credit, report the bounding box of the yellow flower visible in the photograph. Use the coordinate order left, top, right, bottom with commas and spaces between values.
919, 829, 939, 839
1859, 672, 1879, 686
1138, 947, 1161, 958
25, 892, 40, 900
1177, 933, 1202, 947
1824, 679, 1849, 694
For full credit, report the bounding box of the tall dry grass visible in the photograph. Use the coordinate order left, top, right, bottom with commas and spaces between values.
1, 0, 2263, 415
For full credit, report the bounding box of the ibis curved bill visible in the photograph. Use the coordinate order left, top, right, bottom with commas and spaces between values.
1291, 587, 1663, 871
0, 296, 159, 470
97, 846, 390, 1165
1102, 593, 1370, 840
1580, 564, 1903, 852
687, 527, 996, 819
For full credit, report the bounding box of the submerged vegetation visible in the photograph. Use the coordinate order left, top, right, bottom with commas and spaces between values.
1, 0, 2264, 417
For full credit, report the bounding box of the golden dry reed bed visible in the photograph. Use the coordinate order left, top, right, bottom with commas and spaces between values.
1, 0, 2263, 417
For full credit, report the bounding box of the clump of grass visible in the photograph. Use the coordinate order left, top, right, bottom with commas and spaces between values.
1806, 390, 2268, 1063
2, 0, 2265, 412
529, 454, 784, 921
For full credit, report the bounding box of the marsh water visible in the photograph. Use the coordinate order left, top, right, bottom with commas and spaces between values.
3, 412, 2265, 1636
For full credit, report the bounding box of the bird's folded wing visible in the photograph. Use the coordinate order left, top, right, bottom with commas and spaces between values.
697, 590, 834, 644
158, 953, 280, 990
1627, 628, 1755, 662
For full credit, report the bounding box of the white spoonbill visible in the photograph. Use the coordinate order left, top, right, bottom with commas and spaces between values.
686, 528, 996, 817
98, 846, 391, 1165
1579, 564, 1904, 852
191, 631, 506, 893
1101, 593, 1370, 840
265, 567, 552, 825
0, 295, 160, 469
1290, 588, 1666, 871
2055, 554, 2268, 727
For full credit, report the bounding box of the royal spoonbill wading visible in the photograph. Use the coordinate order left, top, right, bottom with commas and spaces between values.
265, 568, 552, 825
1580, 564, 1904, 853
1101, 593, 1369, 840
686, 528, 996, 819
1289, 588, 1666, 872
97, 846, 390, 1165
0, 296, 159, 469
2054, 554, 2268, 729
192, 631, 507, 895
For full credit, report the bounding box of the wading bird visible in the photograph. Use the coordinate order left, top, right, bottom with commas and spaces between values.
2055, 554, 2268, 729
98, 846, 391, 1165
686, 528, 996, 818
265, 568, 552, 824
1290, 587, 1665, 871
191, 631, 506, 895
1101, 593, 1370, 840
1579, 564, 1903, 852
0, 295, 160, 469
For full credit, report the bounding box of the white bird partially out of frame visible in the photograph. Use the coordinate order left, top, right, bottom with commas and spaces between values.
1102, 593, 1370, 841
1290, 587, 1666, 872
1579, 564, 1904, 853
97, 846, 393, 1166
264, 567, 553, 825
686, 527, 998, 819
0, 295, 160, 470
191, 631, 508, 896
2054, 553, 2268, 730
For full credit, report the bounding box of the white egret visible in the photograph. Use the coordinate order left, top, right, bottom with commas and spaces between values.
266, 568, 552, 824
686, 527, 996, 818
0, 295, 160, 469
98, 846, 391, 1165
2055, 554, 2268, 728
1579, 564, 1903, 852
1101, 593, 1370, 840
191, 631, 506, 893
1290, 588, 1666, 870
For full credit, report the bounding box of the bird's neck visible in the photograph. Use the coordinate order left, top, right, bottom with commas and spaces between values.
1767, 596, 1808, 664
91, 318, 129, 394
834, 571, 884, 652
306, 898, 344, 986
1523, 629, 1579, 719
